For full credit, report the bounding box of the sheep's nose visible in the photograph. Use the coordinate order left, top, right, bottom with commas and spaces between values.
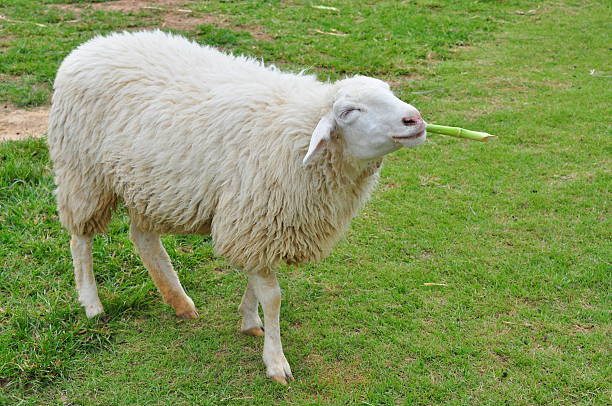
402, 114, 423, 127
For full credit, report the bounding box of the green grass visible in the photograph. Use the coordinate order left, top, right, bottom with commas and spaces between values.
2, 0, 544, 106
1, 0, 611, 404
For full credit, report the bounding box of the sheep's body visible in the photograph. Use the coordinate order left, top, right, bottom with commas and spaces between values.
48, 30, 426, 383
48, 31, 380, 271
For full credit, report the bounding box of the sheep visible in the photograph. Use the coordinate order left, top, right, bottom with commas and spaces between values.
47, 30, 427, 384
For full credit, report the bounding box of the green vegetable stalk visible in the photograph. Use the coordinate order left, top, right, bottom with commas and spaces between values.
426, 124, 497, 142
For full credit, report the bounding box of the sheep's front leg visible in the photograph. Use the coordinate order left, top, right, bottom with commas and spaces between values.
239, 278, 264, 337
250, 271, 293, 384
130, 223, 198, 318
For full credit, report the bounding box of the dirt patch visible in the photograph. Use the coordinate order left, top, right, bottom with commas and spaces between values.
0, 104, 49, 141
384, 73, 427, 90
51, 0, 188, 13
571, 323, 596, 334
0, 73, 21, 82
160, 12, 219, 32
49, 0, 273, 39
51, 0, 210, 31
0, 35, 16, 51
304, 353, 369, 387
231, 23, 274, 42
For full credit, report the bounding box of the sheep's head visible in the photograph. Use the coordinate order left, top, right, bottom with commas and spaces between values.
303, 76, 426, 165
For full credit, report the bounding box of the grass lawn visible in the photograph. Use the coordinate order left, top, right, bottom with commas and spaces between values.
1, 0, 610, 404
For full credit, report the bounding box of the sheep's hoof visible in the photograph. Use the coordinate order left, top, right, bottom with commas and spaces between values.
270, 375, 293, 385
80, 297, 104, 318
84, 303, 104, 319
177, 310, 199, 319
241, 327, 265, 337
265, 354, 293, 384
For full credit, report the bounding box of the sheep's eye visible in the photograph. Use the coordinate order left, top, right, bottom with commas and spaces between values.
340, 108, 360, 120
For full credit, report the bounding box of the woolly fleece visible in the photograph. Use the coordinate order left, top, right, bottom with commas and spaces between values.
48, 30, 383, 271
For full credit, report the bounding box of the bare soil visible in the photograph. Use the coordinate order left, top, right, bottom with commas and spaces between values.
0, 104, 49, 141
51, 0, 187, 13
49, 0, 273, 39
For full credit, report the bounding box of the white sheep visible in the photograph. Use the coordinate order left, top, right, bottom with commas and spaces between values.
47, 30, 427, 383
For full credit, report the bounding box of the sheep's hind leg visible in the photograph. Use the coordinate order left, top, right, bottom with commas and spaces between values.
239, 278, 264, 337
250, 271, 293, 384
71, 234, 104, 318
130, 223, 198, 318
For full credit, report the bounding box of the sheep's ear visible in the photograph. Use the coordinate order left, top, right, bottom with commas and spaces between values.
303, 114, 334, 165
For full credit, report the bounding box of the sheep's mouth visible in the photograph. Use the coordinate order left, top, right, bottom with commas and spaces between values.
392, 130, 425, 141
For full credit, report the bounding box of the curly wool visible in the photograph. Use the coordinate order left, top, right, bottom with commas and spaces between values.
48, 30, 382, 270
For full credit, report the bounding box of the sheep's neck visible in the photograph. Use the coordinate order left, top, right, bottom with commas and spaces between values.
322, 135, 382, 185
